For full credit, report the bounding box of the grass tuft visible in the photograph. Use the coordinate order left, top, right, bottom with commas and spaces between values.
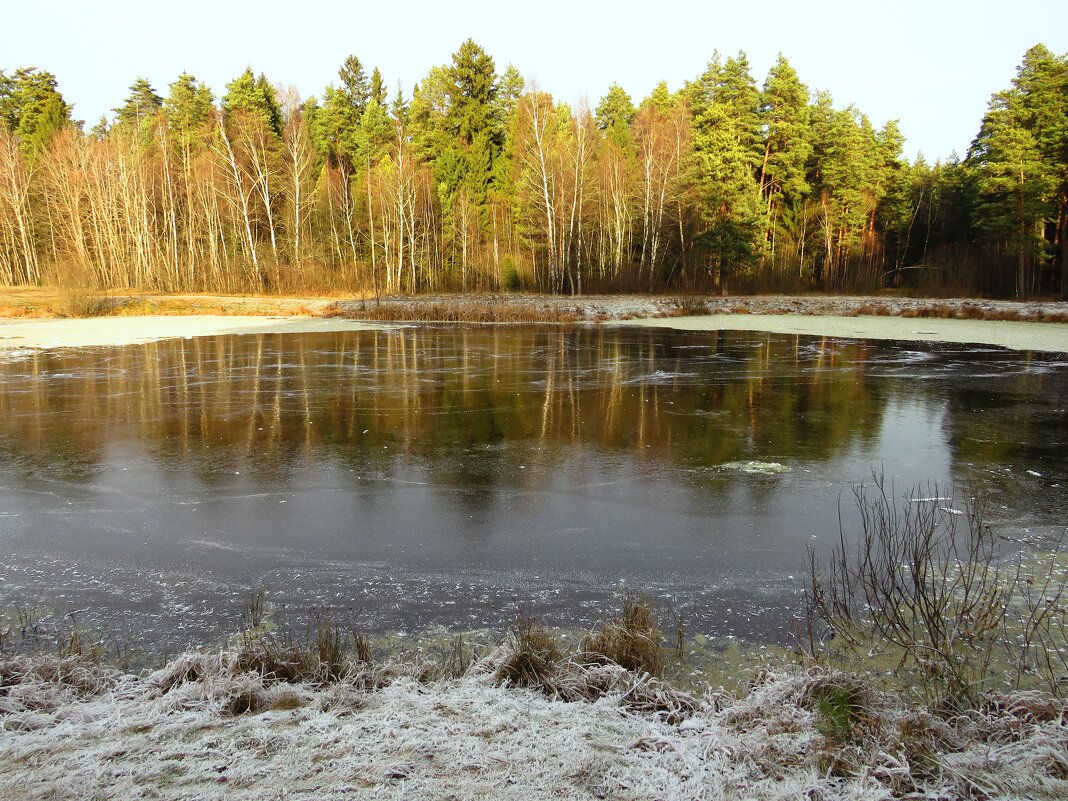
223, 686, 269, 716
583, 594, 663, 676
235, 604, 373, 685
805, 676, 880, 744
496, 613, 561, 688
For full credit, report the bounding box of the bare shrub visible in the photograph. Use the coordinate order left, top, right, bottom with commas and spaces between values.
804, 475, 1068, 710
57, 284, 109, 318
583, 594, 663, 676
46, 260, 109, 318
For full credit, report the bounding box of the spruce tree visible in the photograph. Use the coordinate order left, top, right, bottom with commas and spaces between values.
595, 83, 635, 148
443, 39, 500, 222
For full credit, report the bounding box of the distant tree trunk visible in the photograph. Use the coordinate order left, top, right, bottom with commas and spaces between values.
366, 160, 379, 304
1059, 201, 1067, 300
215, 118, 260, 287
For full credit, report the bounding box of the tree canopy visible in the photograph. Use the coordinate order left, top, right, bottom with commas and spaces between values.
0, 42, 1065, 298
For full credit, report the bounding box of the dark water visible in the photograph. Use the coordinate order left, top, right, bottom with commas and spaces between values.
0, 326, 1065, 655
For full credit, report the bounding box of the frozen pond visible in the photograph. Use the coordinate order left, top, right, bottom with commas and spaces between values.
0, 326, 1065, 656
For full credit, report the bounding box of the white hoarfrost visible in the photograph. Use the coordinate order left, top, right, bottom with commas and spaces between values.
1, 651, 1066, 801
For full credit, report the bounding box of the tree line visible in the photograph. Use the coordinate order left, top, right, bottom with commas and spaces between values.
0, 42, 1065, 298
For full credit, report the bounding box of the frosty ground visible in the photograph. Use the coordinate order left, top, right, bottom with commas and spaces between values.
2, 647, 1066, 801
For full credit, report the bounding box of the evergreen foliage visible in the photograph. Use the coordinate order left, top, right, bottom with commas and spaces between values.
0, 67, 72, 158
0, 42, 1065, 297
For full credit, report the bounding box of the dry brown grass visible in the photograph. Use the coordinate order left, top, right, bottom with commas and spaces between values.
326, 299, 582, 324
222, 685, 270, 716
0, 303, 51, 318
495, 613, 562, 688
841, 300, 1068, 323
583, 594, 663, 676
109, 297, 316, 317
5, 286, 1068, 325
866, 302, 1068, 323
853, 303, 893, 317
0, 652, 117, 699
235, 605, 373, 685
659, 296, 712, 317
894, 709, 964, 781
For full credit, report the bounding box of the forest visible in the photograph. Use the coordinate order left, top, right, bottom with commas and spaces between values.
0, 42, 1066, 299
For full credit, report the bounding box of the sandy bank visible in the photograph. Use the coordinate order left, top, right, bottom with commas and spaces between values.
0, 315, 386, 350
616, 314, 1068, 353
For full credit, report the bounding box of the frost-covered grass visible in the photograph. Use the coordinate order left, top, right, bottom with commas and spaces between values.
2, 647, 1066, 801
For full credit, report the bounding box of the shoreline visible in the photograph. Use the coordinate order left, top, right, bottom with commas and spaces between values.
615, 313, 1068, 353
1, 300, 1068, 352
0, 314, 388, 351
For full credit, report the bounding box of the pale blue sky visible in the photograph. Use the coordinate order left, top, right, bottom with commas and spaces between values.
3, 0, 1066, 161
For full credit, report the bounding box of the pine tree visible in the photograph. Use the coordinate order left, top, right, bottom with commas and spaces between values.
113, 77, 163, 132
691, 100, 763, 288
316, 56, 377, 166
970, 95, 1055, 297
357, 94, 392, 164
0, 70, 17, 129
495, 65, 524, 127
687, 51, 722, 119
1010, 45, 1068, 296
716, 51, 762, 160
164, 73, 214, 151
759, 56, 811, 214
1, 68, 72, 157
689, 52, 764, 288
369, 67, 387, 110
222, 68, 282, 139
446, 40, 499, 146
756, 55, 813, 278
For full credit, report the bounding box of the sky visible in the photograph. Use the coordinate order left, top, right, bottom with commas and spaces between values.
2, 0, 1066, 162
